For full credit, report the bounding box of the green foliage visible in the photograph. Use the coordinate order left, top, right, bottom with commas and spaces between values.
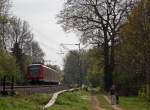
19, 55, 32, 81
113, 0, 150, 96
88, 70, 103, 88
0, 51, 19, 80
86, 48, 104, 88
138, 85, 147, 98
63, 51, 81, 85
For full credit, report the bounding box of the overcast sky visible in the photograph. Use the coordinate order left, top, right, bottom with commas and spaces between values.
12, 0, 79, 68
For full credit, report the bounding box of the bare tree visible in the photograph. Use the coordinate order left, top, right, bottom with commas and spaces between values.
57, 0, 136, 91
3, 17, 34, 80
31, 41, 45, 64
0, 0, 11, 51
7, 17, 33, 52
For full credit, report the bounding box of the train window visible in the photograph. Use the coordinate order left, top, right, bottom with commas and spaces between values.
29, 65, 40, 77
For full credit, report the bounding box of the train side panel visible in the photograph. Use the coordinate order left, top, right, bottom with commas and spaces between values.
43, 66, 60, 84
28, 64, 60, 84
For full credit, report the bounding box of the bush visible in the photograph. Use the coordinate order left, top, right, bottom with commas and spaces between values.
0, 51, 19, 82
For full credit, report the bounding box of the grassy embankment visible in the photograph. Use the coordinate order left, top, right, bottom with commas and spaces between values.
92, 88, 150, 110
97, 95, 150, 110
0, 93, 51, 110
0, 90, 92, 110
119, 96, 150, 110
49, 90, 92, 110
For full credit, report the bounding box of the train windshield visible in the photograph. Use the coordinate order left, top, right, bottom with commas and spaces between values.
29, 65, 40, 77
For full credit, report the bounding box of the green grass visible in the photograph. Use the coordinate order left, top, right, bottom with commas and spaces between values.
0, 93, 51, 110
48, 90, 92, 110
119, 96, 150, 110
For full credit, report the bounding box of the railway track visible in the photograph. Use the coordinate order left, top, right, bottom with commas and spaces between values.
0, 85, 70, 95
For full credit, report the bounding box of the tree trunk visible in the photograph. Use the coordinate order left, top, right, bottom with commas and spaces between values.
146, 64, 150, 101
103, 32, 112, 92
110, 34, 115, 84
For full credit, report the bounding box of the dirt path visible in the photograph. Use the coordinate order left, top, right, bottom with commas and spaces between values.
91, 96, 102, 110
103, 95, 125, 110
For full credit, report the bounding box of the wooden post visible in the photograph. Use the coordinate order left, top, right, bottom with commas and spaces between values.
1, 75, 8, 96
11, 76, 15, 95
3, 76, 6, 92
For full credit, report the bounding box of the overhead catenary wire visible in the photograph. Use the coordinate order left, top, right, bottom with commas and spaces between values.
31, 27, 57, 52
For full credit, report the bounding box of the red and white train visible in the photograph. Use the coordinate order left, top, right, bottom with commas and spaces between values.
27, 64, 61, 84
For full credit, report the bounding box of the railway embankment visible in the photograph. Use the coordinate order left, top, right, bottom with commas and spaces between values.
47, 89, 92, 110
0, 93, 51, 110
0, 87, 80, 110
44, 88, 79, 109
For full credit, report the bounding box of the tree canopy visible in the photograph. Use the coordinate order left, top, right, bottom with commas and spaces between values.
58, 0, 137, 91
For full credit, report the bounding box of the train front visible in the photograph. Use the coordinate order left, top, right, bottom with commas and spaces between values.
27, 64, 43, 83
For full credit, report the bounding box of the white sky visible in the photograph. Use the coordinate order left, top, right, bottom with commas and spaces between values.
12, 0, 79, 68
